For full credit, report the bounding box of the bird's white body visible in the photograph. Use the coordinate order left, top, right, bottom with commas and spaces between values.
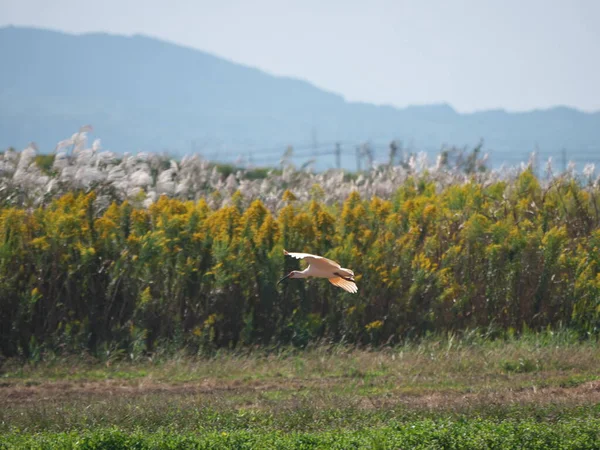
280, 250, 358, 293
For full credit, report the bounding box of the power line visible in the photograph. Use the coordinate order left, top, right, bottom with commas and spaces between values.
197, 140, 600, 171
214, 140, 356, 157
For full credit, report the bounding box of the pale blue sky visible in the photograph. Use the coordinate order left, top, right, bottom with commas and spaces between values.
2, 0, 599, 112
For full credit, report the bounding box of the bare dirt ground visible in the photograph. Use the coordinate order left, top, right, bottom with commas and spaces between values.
0, 377, 331, 402
3, 376, 600, 411
3, 342, 599, 426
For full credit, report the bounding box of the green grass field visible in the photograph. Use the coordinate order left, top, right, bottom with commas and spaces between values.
2, 332, 600, 448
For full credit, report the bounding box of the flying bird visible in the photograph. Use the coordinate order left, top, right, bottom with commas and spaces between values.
278, 250, 358, 293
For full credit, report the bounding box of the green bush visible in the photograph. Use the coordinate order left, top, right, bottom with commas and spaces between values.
1, 170, 600, 357
2, 419, 600, 449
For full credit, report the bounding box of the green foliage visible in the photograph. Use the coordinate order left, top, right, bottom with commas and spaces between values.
1, 172, 600, 358
214, 163, 278, 180
2, 418, 600, 449
34, 154, 56, 175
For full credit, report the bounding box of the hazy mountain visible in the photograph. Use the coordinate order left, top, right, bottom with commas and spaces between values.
1, 25, 599, 169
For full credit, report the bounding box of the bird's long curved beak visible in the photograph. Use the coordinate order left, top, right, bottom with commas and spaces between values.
277, 273, 292, 285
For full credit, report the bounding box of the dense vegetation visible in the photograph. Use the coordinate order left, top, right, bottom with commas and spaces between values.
2, 156, 600, 357
3, 419, 600, 449
2, 132, 600, 449
2, 334, 600, 448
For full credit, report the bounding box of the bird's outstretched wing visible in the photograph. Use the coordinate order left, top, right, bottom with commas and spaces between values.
328, 277, 358, 293
283, 249, 341, 269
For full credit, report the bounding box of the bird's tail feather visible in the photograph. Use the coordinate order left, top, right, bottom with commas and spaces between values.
329, 277, 358, 293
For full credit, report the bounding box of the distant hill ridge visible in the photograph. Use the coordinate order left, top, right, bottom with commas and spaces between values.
1, 25, 599, 169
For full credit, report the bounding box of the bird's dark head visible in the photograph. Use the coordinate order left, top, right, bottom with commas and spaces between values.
277, 271, 300, 284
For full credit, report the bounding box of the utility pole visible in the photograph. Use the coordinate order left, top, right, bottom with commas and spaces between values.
356, 145, 362, 172
363, 142, 374, 169
335, 142, 341, 169
388, 140, 398, 167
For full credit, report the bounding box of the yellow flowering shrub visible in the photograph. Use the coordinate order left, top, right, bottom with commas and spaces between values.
1, 170, 600, 357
